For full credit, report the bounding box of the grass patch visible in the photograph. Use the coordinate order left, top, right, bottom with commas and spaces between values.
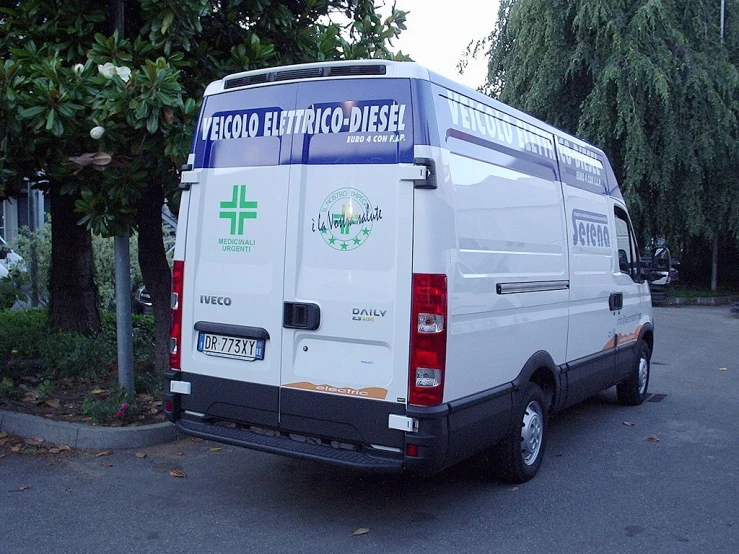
667, 285, 739, 298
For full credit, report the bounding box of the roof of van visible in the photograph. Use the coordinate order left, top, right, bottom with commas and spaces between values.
204, 60, 623, 200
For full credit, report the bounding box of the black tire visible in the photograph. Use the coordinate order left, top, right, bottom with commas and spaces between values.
486, 382, 547, 483
617, 340, 651, 406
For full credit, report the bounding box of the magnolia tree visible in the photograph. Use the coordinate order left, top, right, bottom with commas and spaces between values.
0, 0, 408, 372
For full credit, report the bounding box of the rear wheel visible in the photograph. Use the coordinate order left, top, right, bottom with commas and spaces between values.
487, 382, 547, 483
617, 340, 651, 406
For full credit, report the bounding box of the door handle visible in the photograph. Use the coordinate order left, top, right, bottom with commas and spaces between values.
283, 302, 321, 330
609, 292, 623, 311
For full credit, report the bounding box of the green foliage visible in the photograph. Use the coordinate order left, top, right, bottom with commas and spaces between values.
82, 386, 143, 424
0, 308, 47, 359
11, 222, 51, 306
135, 369, 163, 397
39, 329, 114, 380
484, 0, 739, 249
11, 220, 145, 312
0, 376, 20, 399
0, 272, 26, 310
38, 312, 155, 379
92, 234, 143, 313
36, 378, 54, 400
0, 306, 155, 380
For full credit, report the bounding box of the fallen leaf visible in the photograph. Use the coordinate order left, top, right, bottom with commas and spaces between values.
95, 450, 113, 457
45, 399, 61, 409
509, 487, 519, 491
352, 528, 370, 536
162, 107, 175, 125
647, 435, 660, 442
90, 388, 106, 395
0, 431, 8, 439
137, 394, 154, 402
18, 485, 29, 491
24, 437, 44, 447
189, 437, 203, 442
209, 447, 223, 453
34, 449, 47, 456
58, 444, 72, 452
135, 452, 147, 459
719, 367, 728, 371
48, 448, 60, 454
170, 469, 185, 478
11, 445, 22, 453
102, 462, 113, 468
623, 421, 635, 426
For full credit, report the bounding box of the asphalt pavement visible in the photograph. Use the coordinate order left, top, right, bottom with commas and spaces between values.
1, 306, 738, 554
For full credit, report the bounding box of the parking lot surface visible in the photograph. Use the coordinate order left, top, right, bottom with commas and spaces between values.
1, 306, 738, 553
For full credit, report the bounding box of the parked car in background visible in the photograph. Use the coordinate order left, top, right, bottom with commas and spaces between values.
0, 236, 23, 279
132, 206, 177, 315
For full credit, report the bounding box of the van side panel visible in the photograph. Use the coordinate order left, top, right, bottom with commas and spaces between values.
422, 83, 570, 403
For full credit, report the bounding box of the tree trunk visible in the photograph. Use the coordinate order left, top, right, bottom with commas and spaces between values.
711, 234, 719, 292
136, 182, 171, 374
49, 183, 101, 336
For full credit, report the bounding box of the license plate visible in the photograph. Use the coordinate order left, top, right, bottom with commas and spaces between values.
197, 333, 264, 361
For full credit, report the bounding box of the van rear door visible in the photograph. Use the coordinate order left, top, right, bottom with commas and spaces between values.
180, 84, 299, 427
279, 79, 415, 448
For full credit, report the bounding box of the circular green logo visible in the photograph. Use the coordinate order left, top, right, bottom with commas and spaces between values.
319, 188, 375, 251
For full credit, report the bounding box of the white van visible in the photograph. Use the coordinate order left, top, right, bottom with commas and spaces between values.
164, 61, 654, 482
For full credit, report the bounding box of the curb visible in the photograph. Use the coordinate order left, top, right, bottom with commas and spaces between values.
655, 296, 739, 307
0, 409, 182, 450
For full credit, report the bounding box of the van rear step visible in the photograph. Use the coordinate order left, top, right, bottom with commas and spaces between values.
176, 417, 404, 472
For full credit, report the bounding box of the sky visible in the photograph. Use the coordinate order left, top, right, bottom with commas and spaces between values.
387, 0, 500, 90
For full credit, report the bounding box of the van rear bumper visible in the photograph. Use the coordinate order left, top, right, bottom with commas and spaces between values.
175, 415, 405, 472
165, 371, 511, 475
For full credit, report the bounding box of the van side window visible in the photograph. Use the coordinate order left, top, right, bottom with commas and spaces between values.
614, 207, 639, 281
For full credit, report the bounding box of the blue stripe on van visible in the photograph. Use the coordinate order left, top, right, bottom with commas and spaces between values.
192, 79, 414, 168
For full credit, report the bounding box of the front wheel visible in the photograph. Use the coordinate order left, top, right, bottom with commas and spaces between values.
486, 382, 548, 483
617, 340, 651, 406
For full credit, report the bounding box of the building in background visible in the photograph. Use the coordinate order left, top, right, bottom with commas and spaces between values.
1, 184, 48, 243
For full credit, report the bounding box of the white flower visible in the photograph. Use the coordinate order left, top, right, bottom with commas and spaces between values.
90, 126, 105, 140
116, 66, 131, 83
72, 63, 85, 76
98, 62, 116, 79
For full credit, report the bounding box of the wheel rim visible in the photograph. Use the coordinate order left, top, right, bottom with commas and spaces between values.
520, 401, 543, 466
638, 355, 649, 395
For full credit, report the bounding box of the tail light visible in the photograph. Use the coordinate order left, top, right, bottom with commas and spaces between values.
169, 260, 184, 370
409, 273, 447, 406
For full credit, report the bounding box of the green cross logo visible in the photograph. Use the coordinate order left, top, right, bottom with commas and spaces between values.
332, 203, 354, 235
220, 185, 257, 235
